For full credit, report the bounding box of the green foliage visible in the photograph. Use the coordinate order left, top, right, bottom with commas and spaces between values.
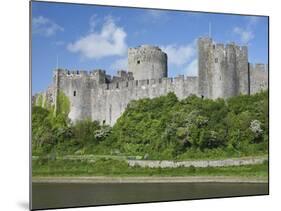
35, 94, 43, 107
32, 91, 268, 161
108, 91, 268, 159
32, 106, 113, 156
56, 91, 70, 116
32, 106, 71, 154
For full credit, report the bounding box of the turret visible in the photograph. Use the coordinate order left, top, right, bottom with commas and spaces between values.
128, 45, 167, 80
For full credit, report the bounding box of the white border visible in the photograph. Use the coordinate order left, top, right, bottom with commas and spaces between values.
1, 0, 280, 211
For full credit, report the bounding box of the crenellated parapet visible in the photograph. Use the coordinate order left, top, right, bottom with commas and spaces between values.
100, 75, 198, 92
53, 68, 134, 85
249, 63, 268, 72
35, 39, 267, 126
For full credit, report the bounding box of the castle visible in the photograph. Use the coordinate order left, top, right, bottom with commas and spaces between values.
34, 37, 268, 126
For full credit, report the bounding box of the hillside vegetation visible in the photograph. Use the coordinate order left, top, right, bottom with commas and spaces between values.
32, 91, 268, 160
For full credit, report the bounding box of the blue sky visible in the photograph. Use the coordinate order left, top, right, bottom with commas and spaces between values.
32, 1, 268, 94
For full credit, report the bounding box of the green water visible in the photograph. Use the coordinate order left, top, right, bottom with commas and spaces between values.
32, 182, 268, 210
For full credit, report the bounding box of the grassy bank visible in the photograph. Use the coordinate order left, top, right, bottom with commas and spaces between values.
32, 158, 268, 178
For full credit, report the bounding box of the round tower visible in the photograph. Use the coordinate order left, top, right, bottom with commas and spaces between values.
128, 45, 167, 80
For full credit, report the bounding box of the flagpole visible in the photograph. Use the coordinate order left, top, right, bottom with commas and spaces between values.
209, 22, 212, 38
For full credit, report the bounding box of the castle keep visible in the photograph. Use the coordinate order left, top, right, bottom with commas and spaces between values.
35, 37, 268, 126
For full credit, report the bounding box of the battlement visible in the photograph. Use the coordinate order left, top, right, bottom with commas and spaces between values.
214, 43, 247, 55
198, 37, 247, 55
249, 63, 268, 72
129, 44, 162, 52
38, 39, 267, 126
54, 68, 134, 83
100, 75, 198, 91
128, 45, 167, 61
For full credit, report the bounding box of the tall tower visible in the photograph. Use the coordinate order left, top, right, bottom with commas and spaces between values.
198, 37, 215, 99
198, 37, 249, 99
128, 45, 167, 80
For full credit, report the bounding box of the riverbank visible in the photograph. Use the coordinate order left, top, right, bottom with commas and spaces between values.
32, 175, 268, 184
32, 156, 268, 178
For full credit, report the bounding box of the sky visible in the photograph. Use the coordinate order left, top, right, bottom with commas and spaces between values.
31, 1, 268, 94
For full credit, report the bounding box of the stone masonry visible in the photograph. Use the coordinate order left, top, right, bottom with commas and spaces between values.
34, 38, 268, 126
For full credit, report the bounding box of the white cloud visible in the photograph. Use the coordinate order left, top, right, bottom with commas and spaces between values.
32, 16, 64, 37
142, 9, 170, 23
185, 59, 198, 76
89, 14, 99, 32
233, 16, 260, 44
111, 57, 128, 70
161, 43, 196, 66
233, 27, 254, 44
248, 16, 259, 26
67, 16, 127, 59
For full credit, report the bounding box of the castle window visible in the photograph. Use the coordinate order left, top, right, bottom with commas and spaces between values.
106, 83, 109, 89
147, 80, 149, 85
76, 71, 79, 74
67, 71, 70, 75
102, 120, 106, 124
73, 91, 76, 96
215, 58, 218, 63
137, 60, 140, 64
136, 80, 138, 86
116, 83, 119, 88
126, 82, 129, 87
213, 45, 215, 49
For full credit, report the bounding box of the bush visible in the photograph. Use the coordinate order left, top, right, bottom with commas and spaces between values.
32, 91, 268, 160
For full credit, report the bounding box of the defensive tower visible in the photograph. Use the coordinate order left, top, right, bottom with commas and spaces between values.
35, 38, 268, 126
128, 45, 168, 80
198, 37, 249, 99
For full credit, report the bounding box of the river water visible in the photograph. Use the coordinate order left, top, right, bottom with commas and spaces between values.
32, 182, 268, 210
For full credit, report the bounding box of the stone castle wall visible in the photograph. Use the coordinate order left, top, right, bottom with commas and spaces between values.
249, 63, 268, 94
54, 69, 198, 125
36, 39, 268, 126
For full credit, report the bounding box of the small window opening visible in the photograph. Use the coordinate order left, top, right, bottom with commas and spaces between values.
147, 80, 149, 85
76, 71, 79, 74
106, 83, 109, 89
220, 76, 222, 80
137, 60, 140, 64
201, 95, 204, 99
67, 71, 70, 75
102, 120, 106, 124
73, 91, 76, 96
126, 82, 129, 87
136, 80, 138, 86
215, 58, 218, 63
116, 83, 119, 88
213, 45, 216, 49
